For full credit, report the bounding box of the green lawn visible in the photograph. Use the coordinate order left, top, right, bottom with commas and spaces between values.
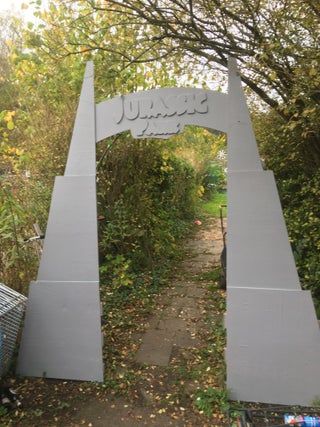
202, 191, 227, 218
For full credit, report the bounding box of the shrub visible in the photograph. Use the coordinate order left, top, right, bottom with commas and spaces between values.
195, 387, 230, 416
280, 171, 320, 316
202, 161, 226, 198
98, 137, 200, 285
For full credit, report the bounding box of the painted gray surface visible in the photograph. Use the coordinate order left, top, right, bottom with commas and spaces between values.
37, 176, 99, 282
226, 57, 320, 405
227, 170, 300, 289
17, 281, 103, 381
96, 88, 227, 141
17, 62, 103, 382
227, 58, 262, 172
18, 58, 320, 403
227, 288, 320, 406
65, 62, 96, 176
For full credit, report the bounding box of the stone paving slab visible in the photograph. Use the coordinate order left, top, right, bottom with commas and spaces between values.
173, 330, 200, 348
157, 317, 186, 332
135, 218, 224, 368
161, 305, 181, 318
135, 329, 174, 366
179, 306, 201, 322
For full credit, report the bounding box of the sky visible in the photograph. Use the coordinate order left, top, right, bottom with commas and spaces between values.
0, 0, 47, 22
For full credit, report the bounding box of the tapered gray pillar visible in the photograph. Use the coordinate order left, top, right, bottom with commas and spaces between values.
226, 58, 320, 405
17, 63, 104, 382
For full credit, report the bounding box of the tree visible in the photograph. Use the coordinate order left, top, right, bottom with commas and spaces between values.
0, 5, 218, 291
1, 1, 319, 306
43, 0, 319, 306
45, 0, 319, 169
54, 1, 318, 108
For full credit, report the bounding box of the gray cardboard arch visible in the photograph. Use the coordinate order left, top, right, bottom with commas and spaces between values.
96, 87, 228, 141
17, 59, 320, 406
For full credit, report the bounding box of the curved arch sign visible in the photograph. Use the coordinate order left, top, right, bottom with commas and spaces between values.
17, 59, 320, 406
96, 87, 227, 140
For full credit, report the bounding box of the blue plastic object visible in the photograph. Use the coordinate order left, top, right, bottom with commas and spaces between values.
284, 414, 320, 426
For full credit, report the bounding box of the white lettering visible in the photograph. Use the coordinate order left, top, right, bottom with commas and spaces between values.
117, 92, 209, 123
177, 94, 196, 115
195, 93, 208, 113
135, 120, 149, 137
142, 120, 180, 136
139, 99, 153, 119
149, 97, 169, 118
124, 99, 139, 120
115, 96, 124, 124
162, 96, 176, 117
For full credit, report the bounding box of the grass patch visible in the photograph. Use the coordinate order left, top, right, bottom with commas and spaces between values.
195, 387, 230, 417
202, 191, 226, 218
197, 267, 221, 283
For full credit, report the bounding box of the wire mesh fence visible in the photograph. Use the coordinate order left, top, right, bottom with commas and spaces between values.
0, 283, 27, 377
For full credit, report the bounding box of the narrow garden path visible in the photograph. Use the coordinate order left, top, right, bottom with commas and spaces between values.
135, 219, 222, 368
6, 217, 227, 427
70, 218, 226, 427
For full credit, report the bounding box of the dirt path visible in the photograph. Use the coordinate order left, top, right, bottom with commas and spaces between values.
134, 219, 223, 368
6, 218, 226, 427
70, 218, 225, 427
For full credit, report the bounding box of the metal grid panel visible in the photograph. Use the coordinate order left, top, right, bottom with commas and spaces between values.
0, 283, 27, 376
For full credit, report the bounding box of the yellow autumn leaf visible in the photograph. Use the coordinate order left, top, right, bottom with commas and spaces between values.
197, 185, 204, 197
4, 111, 15, 122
